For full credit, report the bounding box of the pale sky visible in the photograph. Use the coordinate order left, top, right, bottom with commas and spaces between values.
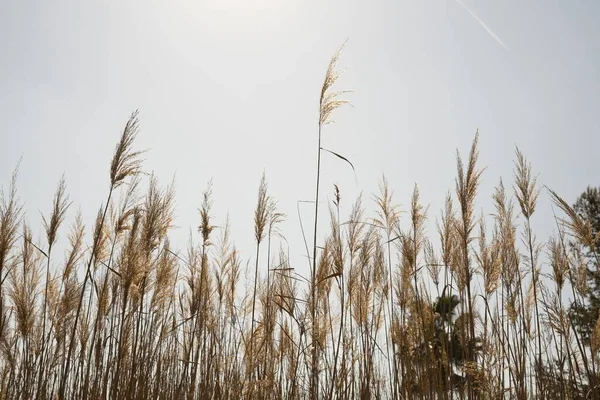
1, 0, 599, 282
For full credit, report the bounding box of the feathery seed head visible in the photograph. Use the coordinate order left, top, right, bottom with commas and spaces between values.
254, 173, 269, 244
513, 147, 540, 219
41, 175, 71, 250
0, 164, 23, 273
319, 40, 351, 127
110, 110, 144, 187
198, 180, 215, 247
63, 211, 85, 281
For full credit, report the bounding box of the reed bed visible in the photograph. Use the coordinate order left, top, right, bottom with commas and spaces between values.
0, 44, 598, 400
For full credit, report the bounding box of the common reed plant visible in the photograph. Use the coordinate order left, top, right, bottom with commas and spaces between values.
0, 43, 598, 400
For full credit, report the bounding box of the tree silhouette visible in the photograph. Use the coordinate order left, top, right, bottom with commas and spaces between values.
569, 186, 600, 343
410, 291, 483, 396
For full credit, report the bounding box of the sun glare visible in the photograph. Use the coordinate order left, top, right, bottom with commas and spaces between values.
179, 0, 296, 35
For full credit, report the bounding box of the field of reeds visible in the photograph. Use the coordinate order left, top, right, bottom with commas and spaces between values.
1, 44, 599, 400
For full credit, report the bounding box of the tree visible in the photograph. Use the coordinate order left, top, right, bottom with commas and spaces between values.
569, 186, 600, 342
409, 292, 482, 396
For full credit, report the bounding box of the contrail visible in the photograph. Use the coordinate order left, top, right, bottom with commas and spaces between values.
454, 0, 510, 51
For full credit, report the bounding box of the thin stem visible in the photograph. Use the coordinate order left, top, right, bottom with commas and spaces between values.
310, 124, 323, 399
59, 186, 114, 400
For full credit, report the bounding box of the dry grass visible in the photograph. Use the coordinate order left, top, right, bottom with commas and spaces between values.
0, 43, 598, 400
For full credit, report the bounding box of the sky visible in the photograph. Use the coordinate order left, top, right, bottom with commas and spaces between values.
1, 0, 599, 284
